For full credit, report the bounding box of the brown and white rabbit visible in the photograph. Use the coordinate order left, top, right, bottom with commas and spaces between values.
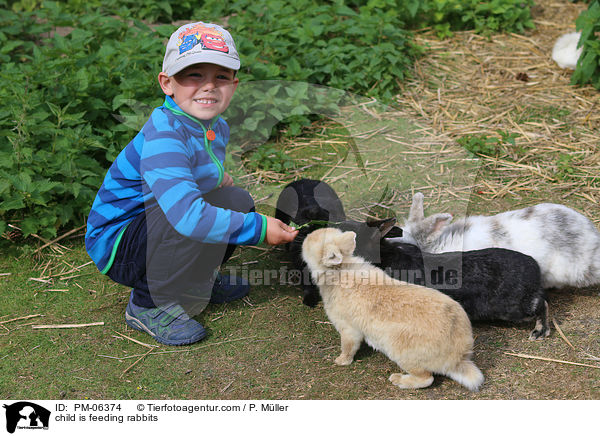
302, 227, 484, 391
389, 193, 600, 289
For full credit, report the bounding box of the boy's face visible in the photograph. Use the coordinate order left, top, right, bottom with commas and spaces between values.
158, 63, 239, 120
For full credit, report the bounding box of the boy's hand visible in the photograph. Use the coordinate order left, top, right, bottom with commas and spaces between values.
219, 172, 234, 188
264, 216, 299, 245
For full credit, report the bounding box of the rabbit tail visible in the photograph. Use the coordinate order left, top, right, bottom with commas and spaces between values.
446, 359, 484, 392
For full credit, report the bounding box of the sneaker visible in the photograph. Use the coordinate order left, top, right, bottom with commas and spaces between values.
209, 273, 250, 304
125, 294, 206, 346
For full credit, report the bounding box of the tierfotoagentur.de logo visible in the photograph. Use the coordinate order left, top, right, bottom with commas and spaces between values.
3, 402, 50, 434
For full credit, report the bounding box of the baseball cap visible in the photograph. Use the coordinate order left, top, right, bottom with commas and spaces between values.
162, 21, 240, 76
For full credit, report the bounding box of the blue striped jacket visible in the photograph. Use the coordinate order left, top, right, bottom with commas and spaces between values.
85, 96, 266, 273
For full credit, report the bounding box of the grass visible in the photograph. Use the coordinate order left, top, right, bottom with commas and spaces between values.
2, 219, 600, 400
513, 104, 571, 124
2, 0, 600, 402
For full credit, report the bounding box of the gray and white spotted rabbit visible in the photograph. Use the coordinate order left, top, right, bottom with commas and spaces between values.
388, 193, 600, 289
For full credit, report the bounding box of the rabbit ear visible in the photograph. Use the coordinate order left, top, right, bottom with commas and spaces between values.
383, 225, 403, 238
323, 246, 343, 267
423, 213, 453, 234
378, 218, 397, 237
337, 231, 356, 255
408, 192, 425, 222
366, 217, 397, 236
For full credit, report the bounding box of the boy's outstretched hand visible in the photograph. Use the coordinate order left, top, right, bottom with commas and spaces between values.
264, 216, 299, 245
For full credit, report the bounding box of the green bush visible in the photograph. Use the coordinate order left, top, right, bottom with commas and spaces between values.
343, 0, 535, 38
243, 145, 296, 173
218, 0, 422, 147
226, 0, 419, 100
6, 0, 196, 23
0, 0, 539, 242
0, 4, 169, 238
572, 0, 600, 89
404, 0, 536, 37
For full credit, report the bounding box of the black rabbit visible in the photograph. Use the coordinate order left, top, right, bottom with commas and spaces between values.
276, 179, 549, 339
275, 179, 346, 306
337, 219, 550, 340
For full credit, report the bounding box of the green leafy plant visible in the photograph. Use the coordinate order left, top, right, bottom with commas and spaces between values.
463, 0, 536, 35
0, 6, 167, 239
498, 130, 519, 147
457, 130, 520, 157
8, 0, 196, 22
555, 153, 577, 180
290, 219, 332, 230
212, 0, 423, 155
224, 0, 421, 102
572, 0, 600, 89
243, 145, 296, 173
458, 135, 501, 157
395, 0, 536, 37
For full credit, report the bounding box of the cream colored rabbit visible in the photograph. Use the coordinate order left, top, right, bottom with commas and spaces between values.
302, 227, 484, 391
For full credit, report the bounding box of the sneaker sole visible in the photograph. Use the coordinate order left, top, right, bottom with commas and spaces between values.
125, 311, 206, 346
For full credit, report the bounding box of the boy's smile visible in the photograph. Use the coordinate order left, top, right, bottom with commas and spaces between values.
158, 63, 239, 121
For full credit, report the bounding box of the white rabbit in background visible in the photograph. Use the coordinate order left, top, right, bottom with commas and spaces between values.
389, 192, 600, 290
552, 32, 583, 69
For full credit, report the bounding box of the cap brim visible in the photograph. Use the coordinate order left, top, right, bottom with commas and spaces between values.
165, 52, 241, 76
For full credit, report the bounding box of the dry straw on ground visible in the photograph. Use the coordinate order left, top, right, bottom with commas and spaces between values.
238, 1, 598, 226
393, 1, 599, 219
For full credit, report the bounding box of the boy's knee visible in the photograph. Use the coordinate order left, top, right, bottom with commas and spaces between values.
231, 187, 255, 212
207, 186, 255, 213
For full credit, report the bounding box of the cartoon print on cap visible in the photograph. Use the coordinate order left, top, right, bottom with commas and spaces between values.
177, 23, 229, 55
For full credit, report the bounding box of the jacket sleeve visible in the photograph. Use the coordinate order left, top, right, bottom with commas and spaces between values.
140, 120, 265, 246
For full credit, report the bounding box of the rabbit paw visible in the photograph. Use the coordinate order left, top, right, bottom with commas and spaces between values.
528, 325, 550, 340
334, 354, 353, 366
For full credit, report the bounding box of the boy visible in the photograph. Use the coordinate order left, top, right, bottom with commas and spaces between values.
85, 22, 298, 346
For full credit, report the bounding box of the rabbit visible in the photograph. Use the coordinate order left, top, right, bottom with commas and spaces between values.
279, 181, 550, 339
302, 227, 485, 391
329, 220, 550, 339
274, 178, 346, 227
552, 32, 583, 70
288, 216, 401, 307
275, 178, 347, 306
388, 192, 600, 290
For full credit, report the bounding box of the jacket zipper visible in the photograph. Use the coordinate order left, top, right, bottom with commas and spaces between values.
164, 99, 224, 188
204, 134, 224, 189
